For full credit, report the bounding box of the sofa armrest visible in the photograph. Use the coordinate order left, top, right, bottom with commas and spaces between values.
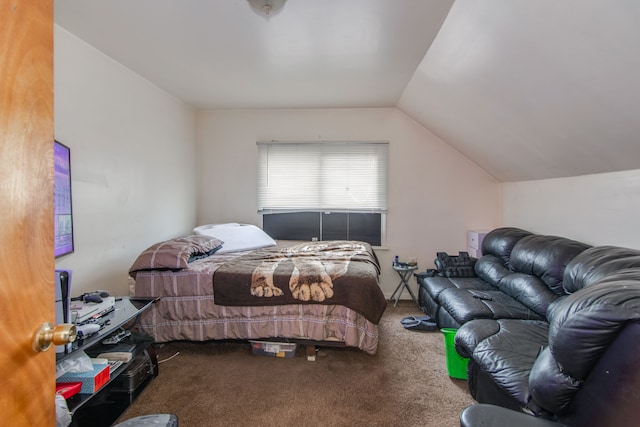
454, 319, 500, 358
460, 404, 564, 427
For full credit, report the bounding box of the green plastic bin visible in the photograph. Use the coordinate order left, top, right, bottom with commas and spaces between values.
441, 328, 469, 379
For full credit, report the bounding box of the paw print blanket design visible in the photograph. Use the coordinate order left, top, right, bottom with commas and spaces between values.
213, 240, 386, 324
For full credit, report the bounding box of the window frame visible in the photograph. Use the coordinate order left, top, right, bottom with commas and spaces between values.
257, 141, 388, 247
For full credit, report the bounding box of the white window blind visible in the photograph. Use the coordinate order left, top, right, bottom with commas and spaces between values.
257, 141, 388, 213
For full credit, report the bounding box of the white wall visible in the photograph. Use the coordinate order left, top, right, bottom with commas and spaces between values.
501, 169, 640, 249
54, 26, 198, 296
197, 108, 499, 296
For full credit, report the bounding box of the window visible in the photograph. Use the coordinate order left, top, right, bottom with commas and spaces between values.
257, 141, 388, 246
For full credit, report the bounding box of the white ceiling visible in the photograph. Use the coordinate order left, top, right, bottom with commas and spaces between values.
398, 0, 640, 181
54, 0, 454, 110
54, 0, 640, 182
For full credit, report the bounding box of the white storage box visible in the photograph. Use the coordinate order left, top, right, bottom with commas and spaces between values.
249, 340, 297, 358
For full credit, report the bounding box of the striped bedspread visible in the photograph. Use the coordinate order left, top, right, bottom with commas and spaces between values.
132, 242, 384, 354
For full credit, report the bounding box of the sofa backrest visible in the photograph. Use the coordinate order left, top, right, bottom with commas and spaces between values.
476, 229, 591, 317
482, 234, 590, 317
508, 235, 591, 295
528, 272, 640, 426
481, 227, 533, 266
475, 227, 533, 287
562, 245, 640, 294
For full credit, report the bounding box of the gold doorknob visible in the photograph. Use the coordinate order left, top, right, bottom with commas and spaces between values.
32, 322, 77, 352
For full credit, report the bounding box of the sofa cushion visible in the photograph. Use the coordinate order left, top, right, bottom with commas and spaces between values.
417, 277, 497, 328
508, 235, 591, 296
454, 318, 501, 358
528, 347, 582, 415
560, 321, 640, 426
417, 276, 494, 303
474, 255, 512, 287
481, 227, 533, 266
547, 273, 640, 381
498, 273, 560, 318
562, 245, 640, 294
460, 318, 550, 409
528, 274, 640, 418
438, 288, 543, 325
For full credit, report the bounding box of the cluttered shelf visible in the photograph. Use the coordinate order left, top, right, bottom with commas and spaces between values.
57, 297, 157, 364
56, 296, 157, 426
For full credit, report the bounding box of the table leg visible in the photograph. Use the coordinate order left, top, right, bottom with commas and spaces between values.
390, 278, 404, 306
390, 269, 419, 307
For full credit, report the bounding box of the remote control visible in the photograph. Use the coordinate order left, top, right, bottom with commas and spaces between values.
472, 293, 493, 301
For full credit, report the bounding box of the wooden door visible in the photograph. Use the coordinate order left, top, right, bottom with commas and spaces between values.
0, 0, 55, 425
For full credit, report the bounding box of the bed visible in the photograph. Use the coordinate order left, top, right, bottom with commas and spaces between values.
128, 224, 387, 356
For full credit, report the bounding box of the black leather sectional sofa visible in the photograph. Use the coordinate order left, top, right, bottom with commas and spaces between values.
417, 227, 590, 329
417, 227, 640, 426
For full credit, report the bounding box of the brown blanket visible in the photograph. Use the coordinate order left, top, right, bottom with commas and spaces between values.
213, 240, 387, 324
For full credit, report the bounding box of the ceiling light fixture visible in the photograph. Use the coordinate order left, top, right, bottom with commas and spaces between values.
247, 0, 287, 17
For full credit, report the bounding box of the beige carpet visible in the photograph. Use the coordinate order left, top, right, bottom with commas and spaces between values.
117, 303, 475, 426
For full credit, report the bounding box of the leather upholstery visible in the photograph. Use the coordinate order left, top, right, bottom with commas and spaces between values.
438, 288, 543, 326
417, 228, 534, 327
481, 227, 533, 266
508, 235, 590, 295
475, 255, 513, 287
456, 242, 640, 427
460, 404, 564, 427
562, 245, 640, 293
458, 319, 550, 412
417, 228, 589, 327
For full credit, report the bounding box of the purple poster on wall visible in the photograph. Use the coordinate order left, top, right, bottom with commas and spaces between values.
54, 141, 74, 257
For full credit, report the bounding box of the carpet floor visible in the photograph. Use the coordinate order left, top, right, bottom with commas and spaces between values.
116, 302, 475, 426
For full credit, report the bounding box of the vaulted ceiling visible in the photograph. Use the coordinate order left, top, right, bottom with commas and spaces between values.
54, 0, 640, 182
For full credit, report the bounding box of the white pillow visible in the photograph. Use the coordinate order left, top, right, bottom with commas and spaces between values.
193, 223, 276, 254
